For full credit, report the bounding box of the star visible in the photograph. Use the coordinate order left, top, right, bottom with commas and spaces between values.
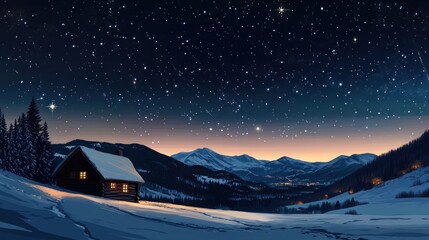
48, 102, 57, 112
256, 126, 262, 131
277, 5, 293, 15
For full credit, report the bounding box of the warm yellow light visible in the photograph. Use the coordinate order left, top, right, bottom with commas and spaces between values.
79, 171, 87, 180
411, 161, 422, 170
371, 178, 383, 186
111, 182, 116, 189
122, 184, 128, 193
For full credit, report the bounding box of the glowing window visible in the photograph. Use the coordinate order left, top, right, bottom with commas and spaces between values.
110, 182, 116, 189
122, 184, 128, 193
79, 171, 87, 180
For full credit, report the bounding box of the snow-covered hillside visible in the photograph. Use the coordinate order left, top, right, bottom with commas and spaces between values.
285, 166, 429, 216
173, 149, 377, 185
1, 170, 428, 240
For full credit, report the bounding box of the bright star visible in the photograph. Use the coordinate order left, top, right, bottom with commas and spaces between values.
256, 126, 261, 131
48, 102, 57, 112
277, 5, 293, 16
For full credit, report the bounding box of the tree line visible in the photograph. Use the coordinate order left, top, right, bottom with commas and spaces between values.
0, 98, 54, 183
279, 198, 362, 214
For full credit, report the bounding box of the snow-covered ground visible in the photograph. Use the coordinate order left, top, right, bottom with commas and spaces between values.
287, 166, 429, 216
0, 170, 428, 240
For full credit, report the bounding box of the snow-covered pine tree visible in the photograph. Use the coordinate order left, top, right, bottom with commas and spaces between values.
26, 97, 42, 147
5, 121, 20, 174
0, 109, 7, 168
14, 115, 25, 177
36, 122, 53, 183
26, 98, 44, 181
17, 114, 37, 179
4, 124, 13, 172
2, 99, 54, 182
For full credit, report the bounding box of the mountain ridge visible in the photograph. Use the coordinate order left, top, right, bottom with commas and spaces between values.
172, 148, 377, 185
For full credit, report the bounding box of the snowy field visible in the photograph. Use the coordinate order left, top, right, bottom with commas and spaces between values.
0, 170, 428, 240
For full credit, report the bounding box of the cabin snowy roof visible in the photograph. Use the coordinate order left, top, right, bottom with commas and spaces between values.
55, 146, 144, 183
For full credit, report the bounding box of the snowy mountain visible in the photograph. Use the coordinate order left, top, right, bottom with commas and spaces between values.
172, 149, 377, 185
172, 148, 266, 171
284, 153, 378, 184
1, 169, 428, 240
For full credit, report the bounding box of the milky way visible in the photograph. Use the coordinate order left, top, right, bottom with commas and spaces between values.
0, 1, 428, 161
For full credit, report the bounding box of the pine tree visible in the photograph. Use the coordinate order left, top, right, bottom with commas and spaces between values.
0, 109, 7, 168
4, 124, 12, 171
14, 115, 25, 176
26, 98, 42, 141
36, 122, 54, 183
1, 99, 54, 183
17, 114, 37, 179
335, 200, 341, 210
5, 122, 20, 174
25, 98, 45, 182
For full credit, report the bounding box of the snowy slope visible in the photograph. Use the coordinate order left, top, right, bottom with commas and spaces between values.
173, 149, 376, 185
286, 166, 429, 216
1, 170, 429, 240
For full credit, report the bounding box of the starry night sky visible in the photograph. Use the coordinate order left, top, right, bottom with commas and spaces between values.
1, 0, 428, 161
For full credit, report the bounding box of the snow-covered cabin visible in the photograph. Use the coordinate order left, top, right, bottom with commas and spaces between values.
53, 146, 144, 202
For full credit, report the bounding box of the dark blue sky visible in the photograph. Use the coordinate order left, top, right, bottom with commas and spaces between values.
1, 0, 428, 161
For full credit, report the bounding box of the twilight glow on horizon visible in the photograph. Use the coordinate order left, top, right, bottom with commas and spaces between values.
1, 1, 428, 162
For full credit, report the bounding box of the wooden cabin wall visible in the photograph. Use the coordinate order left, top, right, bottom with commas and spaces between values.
55, 151, 103, 196
102, 181, 139, 202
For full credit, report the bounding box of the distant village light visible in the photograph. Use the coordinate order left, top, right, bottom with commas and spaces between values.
411, 161, 422, 170
371, 178, 383, 186
348, 187, 354, 194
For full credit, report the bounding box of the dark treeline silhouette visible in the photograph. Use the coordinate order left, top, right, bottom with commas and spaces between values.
0, 98, 54, 183
279, 198, 362, 214
396, 188, 429, 198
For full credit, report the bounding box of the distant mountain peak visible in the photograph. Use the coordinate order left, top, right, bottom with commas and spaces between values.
172, 148, 377, 185
196, 147, 214, 152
